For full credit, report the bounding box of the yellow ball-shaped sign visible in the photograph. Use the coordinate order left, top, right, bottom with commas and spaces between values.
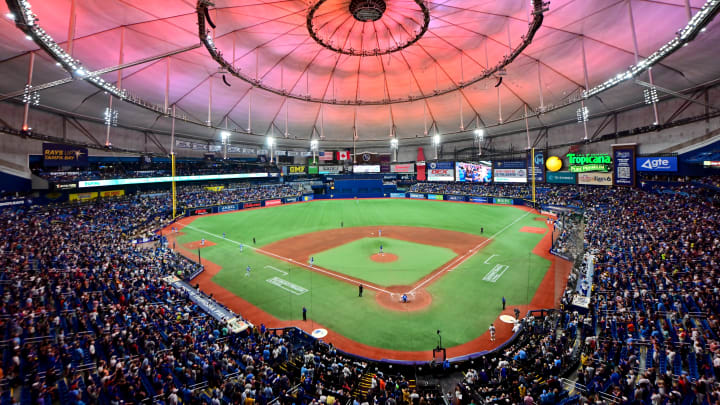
546, 156, 562, 172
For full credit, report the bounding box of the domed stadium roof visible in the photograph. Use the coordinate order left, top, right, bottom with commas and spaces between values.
1, 0, 719, 145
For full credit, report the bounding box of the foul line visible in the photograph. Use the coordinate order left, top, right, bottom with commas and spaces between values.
183, 225, 392, 294
409, 211, 531, 293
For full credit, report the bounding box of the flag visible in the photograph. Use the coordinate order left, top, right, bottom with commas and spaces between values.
337, 151, 350, 160
318, 151, 333, 161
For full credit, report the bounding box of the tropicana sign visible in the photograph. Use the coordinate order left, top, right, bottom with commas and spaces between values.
567, 153, 612, 173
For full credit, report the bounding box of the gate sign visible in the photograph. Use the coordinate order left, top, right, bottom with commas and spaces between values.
568, 153, 612, 173
636, 156, 677, 172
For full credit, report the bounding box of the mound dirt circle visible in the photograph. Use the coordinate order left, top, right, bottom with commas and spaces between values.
370, 253, 398, 262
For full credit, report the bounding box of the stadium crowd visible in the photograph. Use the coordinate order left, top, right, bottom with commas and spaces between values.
0, 178, 719, 404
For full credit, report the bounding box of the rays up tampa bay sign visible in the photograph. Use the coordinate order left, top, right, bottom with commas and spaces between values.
567, 153, 612, 173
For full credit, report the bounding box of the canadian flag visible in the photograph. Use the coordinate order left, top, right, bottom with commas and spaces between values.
336, 151, 350, 160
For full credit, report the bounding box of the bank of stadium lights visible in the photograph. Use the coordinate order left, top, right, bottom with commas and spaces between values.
576, 106, 589, 123
22, 84, 39, 106
5, 12, 15, 20
220, 130, 230, 144
644, 88, 659, 105
583, 0, 720, 99
310, 139, 319, 151
104, 107, 118, 127
390, 138, 398, 149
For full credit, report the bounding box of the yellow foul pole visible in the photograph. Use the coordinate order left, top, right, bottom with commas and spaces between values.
531, 148, 536, 206
171, 153, 177, 219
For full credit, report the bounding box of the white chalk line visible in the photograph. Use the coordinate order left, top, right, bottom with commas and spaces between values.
409, 211, 531, 293
264, 265, 288, 276
484, 254, 499, 264
183, 225, 392, 294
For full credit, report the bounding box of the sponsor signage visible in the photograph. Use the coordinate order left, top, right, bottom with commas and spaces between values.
456, 161, 492, 183
527, 150, 545, 182
0, 199, 26, 208
302, 195, 314, 201
390, 193, 406, 198
391, 163, 415, 173
308, 166, 319, 174
409, 193, 426, 199
284, 197, 299, 203
427, 161, 455, 182
265, 199, 282, 207
427, 194, 444, 200
493, 197, 514, 205
546, 172, 576, 184
43, 143, 89, 167
56, 183, 77, 190
69, 192, 98, 202
578, 172, 613, 186
288, 165, 306, 174
79, 172, 269, 188
636, 156, 678, 172
447, 195, 466, 201
493, 160, 525, 169
493, 168, 528, 183
243, 201, 262, 209
470, 196, 489, 203
613, 145, 636, 186
352, 165, 381, 173
99, 190, 125, 198
568, 153, 612, 173
191, 208, 209, 215
704, 161, 720, 168
218, 204, 239, 212
319, 165, 343, 174
416, 161, 426, 181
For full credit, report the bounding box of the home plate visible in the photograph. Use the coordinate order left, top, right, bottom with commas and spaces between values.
499, 315, 517, 324
312, 328, 328, 339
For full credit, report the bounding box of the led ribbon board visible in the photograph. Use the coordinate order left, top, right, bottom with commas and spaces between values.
567, 154, 612, 173
79, 173, 269, 188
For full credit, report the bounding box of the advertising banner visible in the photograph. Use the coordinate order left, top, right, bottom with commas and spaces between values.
218, 204, 239, 212
427, 194, 444, 200
568, 153, 612, 173
427, 161, 454, 181
447, 195, 466, 201
493, 168, 528, 183
243, 201, 262, 209
578, 172, 613, 186
287, 165, 306, 175
470, 196, 489, 203
391, 163, 415, 173
613, 144, 636, 186
190, 208, 210, 216
527, 150, 545, 183
79, 173, 269, 188
352, 165, 381, 173
68, 192, 98, 202
409, 193, 426, 199
99, 189, 125, 198
636, 156, 678, 172
380, 154, 391, 173
546, 172, 577, 184
493, 197, 514, 205
43, 143, 89, 167
308, 166, 319, 174
455, 161, 492, 182
283, 197, 299, 203
319, 165, 343, 174
390, 193, 406, 198
493, 160, 525, 169
264, 199, 282, 207
302, 195, 314, 201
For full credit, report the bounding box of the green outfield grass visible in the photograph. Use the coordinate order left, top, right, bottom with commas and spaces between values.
311, 237, 457, 286
177, 199, 552, 353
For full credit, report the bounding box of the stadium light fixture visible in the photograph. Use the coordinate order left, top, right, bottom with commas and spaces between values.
390, 138, 398, 149
576, 106, 589, 123
267, 136, 275, 147
643, 88, 659, 105
433, 134, 441, 145
5, 12, 15, 20
220, 130, 230, 144
474, 128, 485, 139
310, 139, 318, 151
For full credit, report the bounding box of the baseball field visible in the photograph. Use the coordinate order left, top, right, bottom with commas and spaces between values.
165, 198, 571, 361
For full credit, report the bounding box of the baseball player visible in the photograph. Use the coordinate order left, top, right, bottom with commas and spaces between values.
245, 265, 251, 277
201, 238, 205, 246
489, 324, 496, 341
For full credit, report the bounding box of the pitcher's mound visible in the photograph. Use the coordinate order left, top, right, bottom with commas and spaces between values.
370, 253, 398, 263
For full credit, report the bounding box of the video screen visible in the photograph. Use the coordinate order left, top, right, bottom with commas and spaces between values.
455, 162, 492, 183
